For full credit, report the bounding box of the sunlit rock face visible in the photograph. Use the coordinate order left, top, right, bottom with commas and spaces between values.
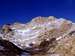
1, 16, 75, 56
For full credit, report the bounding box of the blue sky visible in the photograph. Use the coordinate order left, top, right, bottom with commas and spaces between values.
0, 0, 74, 25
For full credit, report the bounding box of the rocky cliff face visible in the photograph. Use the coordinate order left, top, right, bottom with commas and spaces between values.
0, 16, 75, 56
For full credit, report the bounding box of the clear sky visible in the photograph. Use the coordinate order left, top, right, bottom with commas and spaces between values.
0, 0, 74, 25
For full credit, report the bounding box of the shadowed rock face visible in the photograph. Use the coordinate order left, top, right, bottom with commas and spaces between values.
0, 16, 75, 56
0, 39, 31, 56
0, 39, 22, 56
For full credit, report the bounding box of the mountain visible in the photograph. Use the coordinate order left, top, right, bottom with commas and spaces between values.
0, 16, 75, 56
